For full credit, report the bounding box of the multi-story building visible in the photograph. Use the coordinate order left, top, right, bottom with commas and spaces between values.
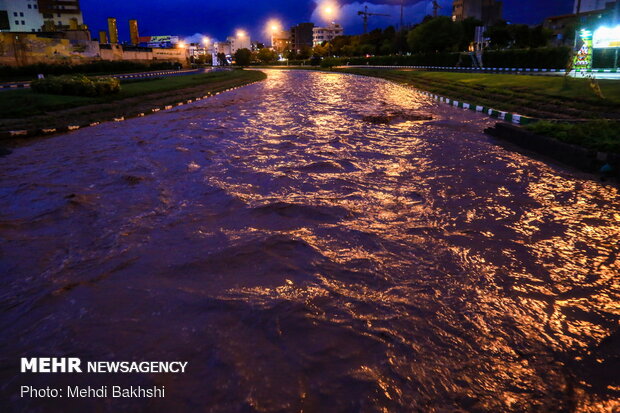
545, 1, 620, 46
574, 0, 618, 13
214, 40, 232, 56
228, 33, 251, 54
38, 0, 84, 30
312, 23, 343, 46
291, 23, 314, 52
0, 0, 84, 33
271, 29, 290, 53
0, 0, 44, 32
452, 0, 502, 26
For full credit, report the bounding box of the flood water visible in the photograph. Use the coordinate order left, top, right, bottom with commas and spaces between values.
0, 70, 618, 412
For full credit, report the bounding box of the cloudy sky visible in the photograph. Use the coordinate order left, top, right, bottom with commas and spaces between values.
81, 0, 573, 43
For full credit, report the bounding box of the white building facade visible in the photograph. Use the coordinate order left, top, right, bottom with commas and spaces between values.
214, 40, 232, 55
0, 0, 84, 33
228, 34, 251, 54
0, 0, 44, 32
312, 23, 343, 46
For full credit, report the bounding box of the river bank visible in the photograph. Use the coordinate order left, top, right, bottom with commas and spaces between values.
0, 70, 266, 140
332, 68, 620, 119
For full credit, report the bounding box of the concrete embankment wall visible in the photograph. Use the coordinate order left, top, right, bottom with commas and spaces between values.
0, 32, 188, 67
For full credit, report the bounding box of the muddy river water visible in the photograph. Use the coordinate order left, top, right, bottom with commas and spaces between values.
0, 70, 618, 412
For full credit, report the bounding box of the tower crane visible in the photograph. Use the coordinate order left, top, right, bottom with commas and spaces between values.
358, 6, 390, 34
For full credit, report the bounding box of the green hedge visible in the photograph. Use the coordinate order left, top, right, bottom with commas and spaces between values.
263, 60, 315, 66
483, 47, 571, 69
317, 47, 571, 69
31, 74, 121, 97
593, 49, 620, 68
321, 53, 462, 68
0, 61, 178, 81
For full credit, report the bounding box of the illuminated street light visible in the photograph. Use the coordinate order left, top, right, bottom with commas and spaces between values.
236, 30, 246, 38
320, 1, 339, 22
267, 19, 282, 49
202, 36, 210, 46
267, 19, 281, 35
177, 41, 186, 48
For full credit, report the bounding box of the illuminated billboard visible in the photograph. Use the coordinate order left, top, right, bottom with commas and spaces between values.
139, 35, 180, 48
593, 26, 620, 49
574, 29, 593, 69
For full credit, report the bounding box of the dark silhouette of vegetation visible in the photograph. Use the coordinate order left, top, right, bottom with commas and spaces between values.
257, 48, 279, 64
31, 75, 121, 97
216, 52, 228, 66
279, 16, 553, 62
234, 48, 252, 67
0, 61, 179, 82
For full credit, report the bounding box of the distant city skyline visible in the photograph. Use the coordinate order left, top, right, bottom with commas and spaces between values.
81, 0, 573, 43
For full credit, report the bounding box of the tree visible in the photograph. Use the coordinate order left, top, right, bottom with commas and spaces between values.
486, 21, 551, 49
529, 25, 552, 48
297, 45, 312, 60
257, 48, 278, 64
485, 21, 511, 49
341, 45, 356, 57
394, 29, 409, 54
234, 48, 252, 67
380, 39, 395, 55
312, 44, 329, 57
330, 35, 351, 55
511, 24, 532, 48
359, 44, 374, 56
407, 16, 463, 53
284, 49, 296, 60
458, 17, 483, 51
216, 52, 228, 66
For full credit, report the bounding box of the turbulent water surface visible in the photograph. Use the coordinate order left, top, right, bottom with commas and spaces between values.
0, 70, 619, 412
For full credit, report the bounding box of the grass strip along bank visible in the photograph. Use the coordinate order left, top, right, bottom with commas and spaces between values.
0, 69, 266, 137
332, 68, 620, 154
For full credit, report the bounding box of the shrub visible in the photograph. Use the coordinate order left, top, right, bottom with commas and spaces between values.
0, 61, 178, 81
593, 49, 619, 68
483, 47, 570, 69
233, 48, 252, 67
31, 74, 121, 97
320, 53, 462, 68
525, 120, 620, 153
318, 48, 571, 69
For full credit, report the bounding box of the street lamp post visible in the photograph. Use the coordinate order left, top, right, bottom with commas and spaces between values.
202, 37, 211, 67
320, 2, 338, 57
269, 23, 280, 50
